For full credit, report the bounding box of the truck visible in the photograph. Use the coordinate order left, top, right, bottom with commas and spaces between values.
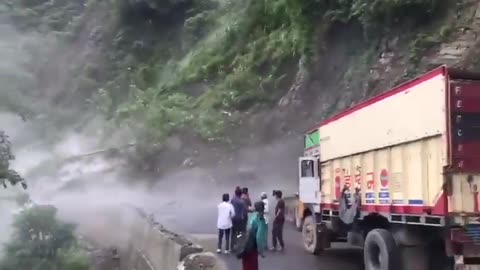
289, 65, 480, 270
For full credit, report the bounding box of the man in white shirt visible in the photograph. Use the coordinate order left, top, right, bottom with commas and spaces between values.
217, 193, 235, 253
261, 192, 270, 249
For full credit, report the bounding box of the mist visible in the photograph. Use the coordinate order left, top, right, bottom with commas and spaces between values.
2, 128, 301, 250
0, 14, 302, 254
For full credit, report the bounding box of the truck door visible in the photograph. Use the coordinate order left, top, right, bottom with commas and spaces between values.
298, 157, 320, 204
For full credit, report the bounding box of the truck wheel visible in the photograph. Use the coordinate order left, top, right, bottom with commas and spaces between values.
364, 229, 400, 270
302, 216, 323, 255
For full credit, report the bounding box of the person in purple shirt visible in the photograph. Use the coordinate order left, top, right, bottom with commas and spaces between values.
230, 187, 246, 250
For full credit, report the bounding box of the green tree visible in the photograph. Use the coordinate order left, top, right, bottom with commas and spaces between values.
0, 131, 27, 189
0, 205, 89, 270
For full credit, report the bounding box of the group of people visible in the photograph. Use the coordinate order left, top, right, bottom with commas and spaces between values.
217, 186, 286, 270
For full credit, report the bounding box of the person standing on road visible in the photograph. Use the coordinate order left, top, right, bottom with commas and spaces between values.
242, 201, 267, 270
217, 193, 235, 254
260, 192, 270, 249
241, 187, 253, 232
231, 187, 246, 250
271, 190, 285, 252
242, 187, 253, 211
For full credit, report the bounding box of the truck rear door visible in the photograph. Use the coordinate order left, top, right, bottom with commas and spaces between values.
450, 80, 480, 172
298, 157, 320, 204
448, 78, 480, 218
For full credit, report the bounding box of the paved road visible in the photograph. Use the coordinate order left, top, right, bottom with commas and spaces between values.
152, 202, 363, 270
219, 224, 364, 270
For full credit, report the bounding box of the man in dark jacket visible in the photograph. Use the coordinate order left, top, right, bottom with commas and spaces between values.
241, 187, 253, 232
230, 187, 246, 251
271, 190, 285, 251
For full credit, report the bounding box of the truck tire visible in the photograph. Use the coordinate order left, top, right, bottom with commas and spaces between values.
364, 229, 400, 270
302, 216, 323, 255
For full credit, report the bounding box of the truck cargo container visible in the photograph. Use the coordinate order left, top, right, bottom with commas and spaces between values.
291, 65, 480, 270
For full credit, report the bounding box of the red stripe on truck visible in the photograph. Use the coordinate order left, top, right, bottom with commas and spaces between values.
320, 203, 424, 214
306, 65, 446, 132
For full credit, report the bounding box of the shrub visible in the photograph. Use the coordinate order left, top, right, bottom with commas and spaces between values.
0, 205, 89, 270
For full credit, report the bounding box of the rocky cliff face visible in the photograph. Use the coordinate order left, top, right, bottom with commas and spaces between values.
2, 0, 480, 185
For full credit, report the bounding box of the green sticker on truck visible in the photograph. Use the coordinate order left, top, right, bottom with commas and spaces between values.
304, 130, 320, 149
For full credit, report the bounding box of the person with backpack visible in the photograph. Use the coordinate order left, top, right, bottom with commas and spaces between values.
231, 187, 246, 251
217, 193, 235, 254
241, 201, 267, 270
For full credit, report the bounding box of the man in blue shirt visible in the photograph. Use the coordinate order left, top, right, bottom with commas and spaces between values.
230, 187, 246, 251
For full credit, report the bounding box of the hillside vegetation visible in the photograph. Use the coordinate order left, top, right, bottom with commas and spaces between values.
1, 0, 479, 172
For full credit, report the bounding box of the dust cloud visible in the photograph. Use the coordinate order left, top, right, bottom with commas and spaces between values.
2, 115, 302, 250
26, 132, 301, 239
0, 16, 303, 253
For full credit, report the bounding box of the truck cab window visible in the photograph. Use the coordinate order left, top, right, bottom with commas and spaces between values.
301, 160, 315, 177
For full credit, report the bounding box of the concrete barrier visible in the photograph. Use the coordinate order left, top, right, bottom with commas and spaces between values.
120, 207, 225, 270
188, 234, 219, 253
71, 205, 225, 270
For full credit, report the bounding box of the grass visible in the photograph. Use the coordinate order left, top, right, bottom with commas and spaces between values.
113, 0, 317, 141
1, 0, 452, 144
103, 0, 451, 143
